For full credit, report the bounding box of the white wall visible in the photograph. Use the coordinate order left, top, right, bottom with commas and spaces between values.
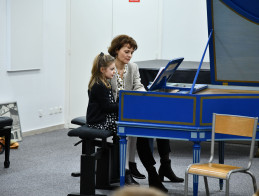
113, 0, 162, 61
68, 0, 209, 123
161, 0, 209, 62
7, 0, 43, 71
1, 0, 209, 133
0, 0, 67, 132
68, 0, 163, 122
68, 0, 113, 122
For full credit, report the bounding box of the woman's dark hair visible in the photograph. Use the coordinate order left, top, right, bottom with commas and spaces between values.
108, 35, 138, 57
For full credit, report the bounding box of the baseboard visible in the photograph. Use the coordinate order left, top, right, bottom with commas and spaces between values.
22, 124, 65, 137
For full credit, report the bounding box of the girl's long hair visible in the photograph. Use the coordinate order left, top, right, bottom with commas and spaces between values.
88, 53, 115, 90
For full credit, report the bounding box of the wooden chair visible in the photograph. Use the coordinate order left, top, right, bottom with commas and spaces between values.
184, 113, 258, 196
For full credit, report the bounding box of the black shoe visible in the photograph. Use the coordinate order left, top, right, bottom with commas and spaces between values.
158, 160, 184, 183
147, 166, 168, 193
129, 162, 146, 179
125, 169, 139, 185
254, 149, 259, 158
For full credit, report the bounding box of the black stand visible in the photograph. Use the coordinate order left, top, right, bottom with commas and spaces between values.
0, 117, 13, 168
68, 125, 119, 196
68, 139, 105, 196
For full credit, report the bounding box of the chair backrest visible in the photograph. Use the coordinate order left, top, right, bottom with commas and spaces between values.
214, 114, 257, 137
210, 113, 258, 167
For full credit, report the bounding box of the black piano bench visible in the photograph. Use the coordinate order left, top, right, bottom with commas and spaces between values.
70, 117, 120, 189
71, 116, 86, 126
67, 125, 114, 196
0, 116, 13, 168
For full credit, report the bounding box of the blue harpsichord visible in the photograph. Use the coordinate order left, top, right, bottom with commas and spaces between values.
117, 1, 259, 195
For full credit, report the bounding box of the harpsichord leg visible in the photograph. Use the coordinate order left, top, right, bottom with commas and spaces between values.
119, 136, 127, 187
193, 141, 201, 196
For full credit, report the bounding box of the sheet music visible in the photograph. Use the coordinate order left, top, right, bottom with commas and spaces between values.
147, 57, 184, 91
147, 67, 164, 90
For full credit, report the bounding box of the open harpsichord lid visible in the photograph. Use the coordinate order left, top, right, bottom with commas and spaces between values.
206, 0, 259, 86
147, 57, 184, 91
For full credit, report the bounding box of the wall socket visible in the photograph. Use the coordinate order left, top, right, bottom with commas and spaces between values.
49, 108, 54, 115
38, 106, 63, 118
49, 106, 62, 115
58, 106, 62, 113
38, 109, 43, 118
54, 107, 59, 114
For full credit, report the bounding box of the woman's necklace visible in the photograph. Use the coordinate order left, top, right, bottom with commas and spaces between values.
115, 59, 125, 76
117, 69, 124, 76
116, 65, 125, 78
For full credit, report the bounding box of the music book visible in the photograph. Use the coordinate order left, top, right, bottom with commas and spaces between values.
147, 57, 184, 91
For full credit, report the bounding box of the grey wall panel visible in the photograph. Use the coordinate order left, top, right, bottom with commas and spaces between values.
213, 0, 259, 82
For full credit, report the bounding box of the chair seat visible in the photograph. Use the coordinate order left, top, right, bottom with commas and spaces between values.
0, 117, 13, 129
68, 125, 113, 139
71, 116, 86, 126
188, 163, 242, 179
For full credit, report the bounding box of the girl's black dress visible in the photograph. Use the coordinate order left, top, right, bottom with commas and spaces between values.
87, 81, 118, 133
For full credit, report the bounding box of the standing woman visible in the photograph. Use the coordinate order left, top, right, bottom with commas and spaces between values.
108, 35, 183, 193
108, 35, 146, 185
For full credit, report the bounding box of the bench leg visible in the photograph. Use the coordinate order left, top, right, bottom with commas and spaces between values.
4, 129, 11, 168
96, 147, 110, 189
68, 140, 107, 196
110, 142, 120, 183
81, 154, 95, 194
96, 147, 118, 190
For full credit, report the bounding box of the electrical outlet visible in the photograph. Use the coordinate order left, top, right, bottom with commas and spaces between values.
38, 109, 43, 118
49, 108, 53, 115
54, 106, 59, 114
58, 106, 62, 113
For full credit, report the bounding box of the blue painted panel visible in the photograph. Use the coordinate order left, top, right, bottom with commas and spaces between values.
121, 92, 196, 125
206, 0, 259, 86
200, 95, 259, 125
118, 126, 211, 142
221, 0, 259, 23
